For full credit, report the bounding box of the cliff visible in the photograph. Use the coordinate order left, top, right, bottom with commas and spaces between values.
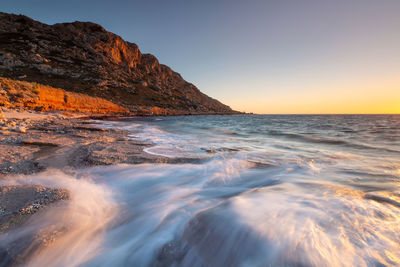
0, 12, 236, 115
0, 77, 129, 114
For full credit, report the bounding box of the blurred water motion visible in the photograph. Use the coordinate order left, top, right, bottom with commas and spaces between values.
3, 115, 400, 266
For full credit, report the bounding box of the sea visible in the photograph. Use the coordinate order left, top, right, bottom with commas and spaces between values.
2, 114, 400, 266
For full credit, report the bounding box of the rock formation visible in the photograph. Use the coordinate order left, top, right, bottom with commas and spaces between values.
0, 77, 128, 114
0, 12, 237, 115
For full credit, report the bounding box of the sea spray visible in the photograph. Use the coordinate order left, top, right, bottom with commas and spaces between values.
61, 160, 400, 266
0, 169, 117, 267
85, 160, 400, 266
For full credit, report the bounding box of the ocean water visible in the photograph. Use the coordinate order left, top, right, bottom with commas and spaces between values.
2, 115, 400, 266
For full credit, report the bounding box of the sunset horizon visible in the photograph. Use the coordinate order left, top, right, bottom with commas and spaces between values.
2, 0, 399, 114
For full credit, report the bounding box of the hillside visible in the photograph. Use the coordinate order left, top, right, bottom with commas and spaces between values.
0, 12, 237, 115
0, 77, 129, 114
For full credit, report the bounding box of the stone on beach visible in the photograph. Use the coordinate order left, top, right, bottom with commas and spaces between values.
0, 185, 70, 233
0, 185, 70, 265
14, 126, 27, 133
0, 109, 5, 122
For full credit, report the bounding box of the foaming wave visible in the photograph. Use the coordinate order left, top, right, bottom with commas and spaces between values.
72, 159, 277, 266
248, 185, 399, 266
202, 157, 255, 186
98, 120, 247, 159
127, 124, 211, 159
0, 170, 117, 267
307, 159, 321, 172
183, 183, 400, 266
2, 160, 398, 266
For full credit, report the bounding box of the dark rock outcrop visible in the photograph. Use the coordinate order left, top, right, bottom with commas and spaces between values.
0, 12, 237, 115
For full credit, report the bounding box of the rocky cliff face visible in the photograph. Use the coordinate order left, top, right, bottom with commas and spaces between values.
0, 12, 236, 115
0, 77, 129, 114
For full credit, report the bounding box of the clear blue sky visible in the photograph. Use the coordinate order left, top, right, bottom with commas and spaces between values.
2, 0, 400, 113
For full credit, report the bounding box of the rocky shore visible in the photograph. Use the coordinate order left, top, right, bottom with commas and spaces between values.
0, 10, 240, 265
0, 108, 195, 176
0, 108, 201, 262
0, 185, 70, 234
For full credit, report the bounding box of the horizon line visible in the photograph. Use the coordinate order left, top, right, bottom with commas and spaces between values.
246, 113, 400, 115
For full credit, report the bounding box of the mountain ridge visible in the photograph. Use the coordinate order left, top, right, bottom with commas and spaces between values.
0, 12, 238, 115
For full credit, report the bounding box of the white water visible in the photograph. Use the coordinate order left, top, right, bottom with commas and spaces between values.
0, 170, 117, 267
1, 115, 400, 266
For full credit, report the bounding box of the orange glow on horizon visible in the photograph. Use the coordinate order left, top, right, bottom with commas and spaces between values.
216, 75, 400, 114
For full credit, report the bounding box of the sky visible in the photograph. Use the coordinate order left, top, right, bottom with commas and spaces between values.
2, 0, 400, 114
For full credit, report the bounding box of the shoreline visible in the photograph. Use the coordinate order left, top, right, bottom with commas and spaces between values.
0, 108, 205, 256
0, 108, 205, 177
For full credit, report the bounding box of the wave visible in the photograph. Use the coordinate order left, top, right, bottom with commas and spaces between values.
80, 159, 260, 266
86, 162, 400, 266
339, 169, 399, 180
268, 130, 346, 145
2, 159, 400, 266
148, 181, 400, 266
268, 130, 400, 154
0, 170, 117, 267
365, 192, 400, 208
26, 115, 396, 266
225, 184, 400, 266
